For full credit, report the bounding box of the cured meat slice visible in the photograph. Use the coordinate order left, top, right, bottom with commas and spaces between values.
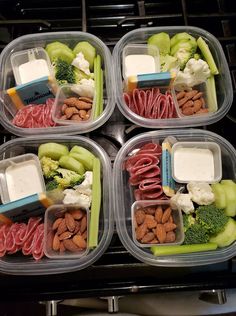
134, 186, 163, 200
32, 224, 44, 261
126, 154, 158, 172
129, 165, 161, 186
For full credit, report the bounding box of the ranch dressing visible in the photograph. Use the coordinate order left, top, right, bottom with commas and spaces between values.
19, 59, 50, 84
125, 55, 156, 78
5, 160, 44, 201
173, 147, 214, 182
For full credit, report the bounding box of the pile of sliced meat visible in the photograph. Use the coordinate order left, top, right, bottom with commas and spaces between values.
12, 98, 56, 128
123, 88, 177, 119
125, 143, 166, 200
0, 217, 44, 260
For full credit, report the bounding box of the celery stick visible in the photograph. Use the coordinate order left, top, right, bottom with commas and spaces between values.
88, 157, 101, 248
197, 37, 219, 75
151, 243, 217, 256
99, 69, 104, 115
206, 75, 218, 112
94, 55, 101, 119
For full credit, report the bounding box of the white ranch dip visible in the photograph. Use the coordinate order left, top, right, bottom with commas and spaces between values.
124, 54, 156, 78
173, 147, 214, 182
19, 59, 50, 84
5, 160, 44, 201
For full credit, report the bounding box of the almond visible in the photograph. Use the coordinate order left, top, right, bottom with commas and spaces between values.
73, 235, 87, 249
155, 206, 163, 223
149, 238, 159, 244
57, 218, 67, 235
141, 232, 155, 243
168, 215, 174, 223
144, 214, 157, 229
60, 241, 66, 253
63, 239, 80, 252
164, 222, 177, 232
65, 212, 76, 232
136, 223, 147, 240
176, 91, 186, 100
80, 215, 87, 233
69, 209, 84, 220
161, 207, 172, 223
144, 207, 155, 215
73, 220, 81, 234
52, 234, 60, 251
58, 231, 73, 240
52, 218, 63, 230
155, 224, 166, 243
135, 209, 146, 225
82, 230, 87, 240
165, 231, 176, 243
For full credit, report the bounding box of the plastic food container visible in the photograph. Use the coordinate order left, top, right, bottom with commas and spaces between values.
0, 135, 113, 275
0, 32, 115, 136
44, 204, 89, 259
113, 26, 233, 128
171, 141, 222, 183
10, 47, 54, 85
0, 153, 45, 204
52, 84, 95, 125
131, 200, 184, 247
113, 129, 236, 266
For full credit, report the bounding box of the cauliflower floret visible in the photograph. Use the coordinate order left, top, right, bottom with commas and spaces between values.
187, 182, 215, 205
174, 58, 211, 91
63, 189, 91, 209
72, 52, 90, 75
170, 192, 195, 214
71, 79, 95, 98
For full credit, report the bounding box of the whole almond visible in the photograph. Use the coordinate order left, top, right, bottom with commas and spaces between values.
165, 231, 176, 243
162, 207, 172, 224
65, 212, 76, 232
136, 223, 147, 240
168, 215, 174, 223
80, 215, 87, 233
58, 231, 73, 240
60, 241, 66, 253
141, 232, 155, 243
52, 218, 63, 231
164, 222, 177, 232
69, 209, 84, 220
73, 235, 87, 249
145, 214, 157, 229
135, 209, 146, 225
155, 206, 163, 223
52, 234, 60, 251
82, 230, 87, 240
63, 239, 80, 252
192, 92, 203, 100
144, 207, 155, 215
176, 91, 185, 100
155, 224, 166, 243
73, 220, 81, 234
149, 238, 159, 244
57, 218, 67, 235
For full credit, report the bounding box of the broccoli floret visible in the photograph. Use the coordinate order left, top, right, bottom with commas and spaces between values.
196, 204, 229, 235
54, 59, 76, 84
184, 223, 210, 245
194, 53, 201, 60
46, 179, 59, 191
40, 156, 59, 179
54, 168, 84, 189
183, 213, 196, 233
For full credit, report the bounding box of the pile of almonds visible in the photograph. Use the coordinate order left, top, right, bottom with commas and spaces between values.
51, 209, 87, 253
60, 96, 93, 122
176, 90, 208, 116
134, 205, 177, 244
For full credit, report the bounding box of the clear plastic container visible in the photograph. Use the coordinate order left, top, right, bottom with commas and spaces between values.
113, 26, 233, 128
0, 153, 45, 204
171, 141, 222, 183
113, 129, 236, 266
10, 47, 54, 85
52, 84, 95, 125
44, 204, 89, 259
0, 135, 113, 275
131, 200, 184, 247
0, 32, 115, 136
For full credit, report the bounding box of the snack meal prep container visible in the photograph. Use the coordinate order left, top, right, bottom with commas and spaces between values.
0, 136, 113, 275
113, 26, 233, 128
113, 129, 236, 266
0, 32, 115, 136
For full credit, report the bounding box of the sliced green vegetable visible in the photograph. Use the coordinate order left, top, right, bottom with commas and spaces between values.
151, 243, 217, 256
170, 40, 195, 56
147, 32, 170, 55
210, 218, 236, 248
94, 55, 103, 119
99, 69, 104, 115
47, 48, 75, 64
69, 150, 95, 171
170, 32, 197, 48
73, 41, 96, 70
46, 42, 72, 55
211, 183, 226, 209
88, 157, 101, 248
221, 180, 236, 186
206, 75, 218, 112
221, 183, 236, 217
197, 37, 219, 75
38, 143, 69, 160
59, 155, 85, 175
